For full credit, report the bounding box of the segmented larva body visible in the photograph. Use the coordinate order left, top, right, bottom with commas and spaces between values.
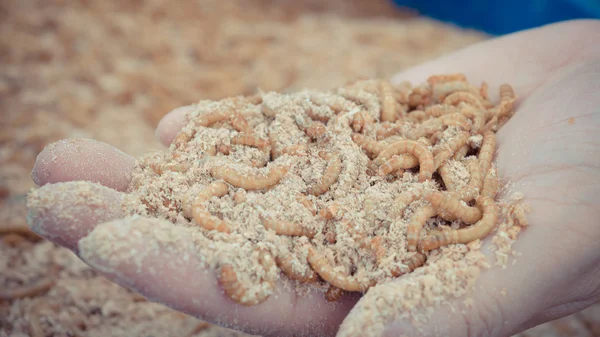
455, 159, 484, 202
150, 162, 191, 175
306, 246, 377, 292
433, 131, 470, 169
438, 113, 472, 131
460, 104, 486, 134
280, 144, 307, 157
481, 167, 499, 199
352, 133, 385, 158
295, 193, 317, 215
309, 153, 342, 196
210, 165, 288, 190
379, 80, 399, 122
275, 254, 318, 284
319, 202, 344, 220
427, 73, 467, 86
305, 122, 327, 139
230, 113, 253, 134
325, 285, 345, 302
392, 188, 424, 218
453, 145, 469, 160
479, 131, 497, 175
375, 121, 403, 140
352, 110, 374, 133
438, 162, 459, 191
377, 154, 418, 176
406, 204, 437, 252
431, 81, 480, 101
390, 252, 427, 277
261, 216, 316, 238
374, 140, 434, 182
418, 196, 499, 252
219, 250, 276, 306
483, 116, 499, 133
425, 104, 460, 118
198, 110, 233, 127
192, 181, 231, 233
426, 191, 482, 224
231, 134, 270, 149
443, 91, 485, 109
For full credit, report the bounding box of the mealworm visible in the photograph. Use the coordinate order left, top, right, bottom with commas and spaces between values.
296, 193, 317, 215
217, 143, 232, 155
380, 80, 400, 122
438, 161, 459, 191
438, 113, 472, 131
409, 118, 443, 139
433, 131, 470, 169
443, 91, 484, 109
377, 154, 418, 176
325, 285, 345, 302
261, 216, 316, 238
352, 133, 385, 158
192, 181, 231, 233
406, 204, 437, 252
150, 162, 191, 175
280, 144, 307, 156
432, 81, 480, 102
275, 254, 318, 283
479, 131, 496, 175
500, 83, 516, 103
511, 204, 529, 227
424, 104, 460, 117
454, 159, 484, 202
309, 153, 342, 196
231, 133, 270, 149
306, 246, 377, 292
230, 113, 253, 134
453, 145, 469, 160
309, 92, 347, 114
483, 116, 498, 133
427, 191, 482, 224
479, 81, 489, 100
375, 122, 403, 140
374, 140, 434, 182
173, 131, 192, 149
418, 196, 499, 252
460, 104, 486, 134
0, 275, 56, 300
198, 110, 233, 127
481, 167, 499, 199
392, 188, 424, 218
319, 202, 343, 220
406, 109, 427, 123
390, 252, 427, 277
210, 165, 288, 190
305, 122, 327, 139
427, 73, 467, 86
219, 250, 276, 306
352, 110, 374, 133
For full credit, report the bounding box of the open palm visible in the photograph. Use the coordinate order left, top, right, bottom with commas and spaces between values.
28, 20, 600, 337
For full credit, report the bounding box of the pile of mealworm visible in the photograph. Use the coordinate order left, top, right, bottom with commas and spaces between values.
131, 73, 524, 306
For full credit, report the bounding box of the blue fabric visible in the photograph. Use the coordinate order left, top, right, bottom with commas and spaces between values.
391, 0, 600, 35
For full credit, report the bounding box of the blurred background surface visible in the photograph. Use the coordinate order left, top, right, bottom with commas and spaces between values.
1, 1, 598, 336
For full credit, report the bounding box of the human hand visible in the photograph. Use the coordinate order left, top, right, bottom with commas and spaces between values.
27, 19, 600, 337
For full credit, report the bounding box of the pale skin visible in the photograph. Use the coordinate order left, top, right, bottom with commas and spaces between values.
26, 20, 600, 337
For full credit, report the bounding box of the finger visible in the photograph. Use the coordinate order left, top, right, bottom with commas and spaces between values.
77, 216, 357, 337
391, 19, 600, 103
155, 105, 194, 146
32, 138, 136, 191
26, 181, 126, 251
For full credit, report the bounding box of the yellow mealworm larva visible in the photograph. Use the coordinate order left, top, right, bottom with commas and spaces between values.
230, 113, 253, 134
438, 113, 472, 131
406, 110, 427, 123
419, 196, 499, 252
216, 143, 232, 155
409, 118, 443, 139
352, 110, 374, 133
375, 122, 402, 140
319, 202, 343, 220
325, 285, 345, 302
192, 181, 231, 233
478, 131, 496, 175
352, 133, 386, 158
427, 73, 467, 86
424, 104, 460, 118
275, 254, 318, 283
210, 165, 288, 191
460, 104, 486, 134
390, 252, 427, 277
483, 116, 498, 133
374, 140, 434, 182
438, 161, 459, 191
379, 80, 399, 122
173, 131, 192, 149
150, 162, 191, 175
309, 153, 342, 196
427, 191, 482, 224
280, 144, 308, 157
261, 216, 316, 238
500, 83, 516, 103
377, 154, 419, 176
198, 111, 233, 127
231, 134, 270, 149
295, 193, 317, 215
392, 188, 424, 219
309, 92, 347, 114
306, 246, 377, 292
219, 250, 276, 306
443, 91, 484, 109
453, 145, 469, 160
433, 131, 470, 169
305, 122, 327, 139
406, 204, 437, 252
511, 204, 529, 227
455, 159, 484, 202
481, 167, 499, 199
431, 81, 480, 102
480, 81, 489, 100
